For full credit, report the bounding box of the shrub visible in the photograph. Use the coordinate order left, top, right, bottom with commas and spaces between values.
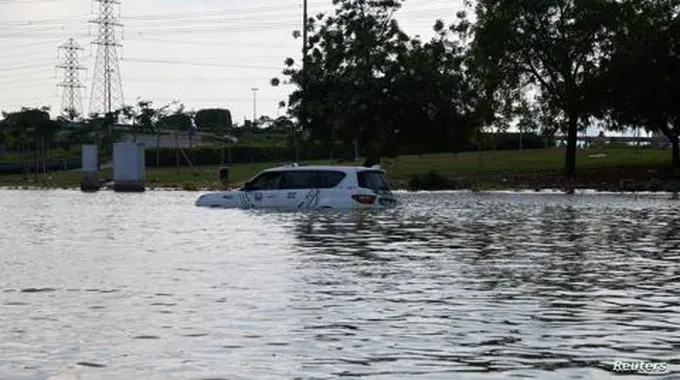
181, 182, 198, 191
409, 170, 458, 190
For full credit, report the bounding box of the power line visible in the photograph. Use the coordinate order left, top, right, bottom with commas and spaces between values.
119, 4, 302, 21
4, 39, 66, 50
121, 76, 294, 82
121, 37, 296, 49
0, 63, 54, 72
0, 77, 55, 87
120, 57, 284, 70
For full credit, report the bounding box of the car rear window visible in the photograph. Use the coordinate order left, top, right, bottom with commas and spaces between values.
357, 170, 390, 192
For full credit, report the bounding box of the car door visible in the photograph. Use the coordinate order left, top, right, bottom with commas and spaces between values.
243, 171, 282, 209
277, 170, 319, 211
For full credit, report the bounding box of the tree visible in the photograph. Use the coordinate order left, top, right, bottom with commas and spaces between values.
159, 112, 192, 131
469, 0, 619, 177
274, 0, 478, 161
269, 116, 295, 134
603, 0, 680, 166
112, 100, 179, 143
0, 115, 8, 156
194, 108, 233, 134
286, 0, 409, 157
134, 100, 158, 134
393, 17, 479, 155
2, 107, 56, 179
517, 100, 541, 150
62, 107, 81, 122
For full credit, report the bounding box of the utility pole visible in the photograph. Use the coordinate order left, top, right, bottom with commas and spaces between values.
303, 0, 308, 66
251, 87, 259, 126
298, 0, 308, 164
89, 0, 124, 116
56, 38, 86, 120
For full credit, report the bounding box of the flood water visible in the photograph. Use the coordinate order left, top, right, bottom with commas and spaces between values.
0, 189, 679, 380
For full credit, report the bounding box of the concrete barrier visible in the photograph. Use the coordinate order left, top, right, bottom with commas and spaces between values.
113, 142, 146, 192
80, 145, 100, 192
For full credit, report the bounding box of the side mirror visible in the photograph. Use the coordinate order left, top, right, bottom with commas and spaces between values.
242, 181, 251, 191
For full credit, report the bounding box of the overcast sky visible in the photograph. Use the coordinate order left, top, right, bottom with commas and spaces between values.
0, 0, 465, 123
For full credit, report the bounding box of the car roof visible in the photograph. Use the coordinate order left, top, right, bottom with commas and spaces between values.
263, 165, 384, 173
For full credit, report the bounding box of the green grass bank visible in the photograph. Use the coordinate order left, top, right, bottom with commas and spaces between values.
1, 147, 679, 192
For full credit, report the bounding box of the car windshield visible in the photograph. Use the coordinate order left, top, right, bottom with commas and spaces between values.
357, 170, 390, 192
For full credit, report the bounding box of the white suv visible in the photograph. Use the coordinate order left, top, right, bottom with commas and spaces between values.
195, 164, 397, 211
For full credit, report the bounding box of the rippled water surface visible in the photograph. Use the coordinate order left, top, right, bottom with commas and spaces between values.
1, 189, 679, 380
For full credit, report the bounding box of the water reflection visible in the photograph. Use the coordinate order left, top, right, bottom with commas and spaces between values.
0, 190, 679, 379
286, 193, 680, 378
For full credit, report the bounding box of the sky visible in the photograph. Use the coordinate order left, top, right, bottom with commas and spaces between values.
0, 0, 466, 123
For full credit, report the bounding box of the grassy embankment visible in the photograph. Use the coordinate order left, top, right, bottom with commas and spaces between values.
1, 146, 679, 191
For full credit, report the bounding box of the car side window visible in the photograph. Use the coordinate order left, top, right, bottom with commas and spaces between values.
247, 171, 282, 191
318, 171, 346, 189
279, 171, 318, 190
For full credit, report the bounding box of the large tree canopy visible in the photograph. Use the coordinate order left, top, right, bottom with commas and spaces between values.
274, 0, 479, 161
1, 107, 56, 151
603, 0, 680, 166
469, 0, 618, 176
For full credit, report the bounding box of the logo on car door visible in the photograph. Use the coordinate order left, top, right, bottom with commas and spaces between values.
254, 192, 263, 202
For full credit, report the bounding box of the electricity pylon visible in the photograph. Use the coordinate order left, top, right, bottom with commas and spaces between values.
89, 0, 124, 117
56, 38, 86, 120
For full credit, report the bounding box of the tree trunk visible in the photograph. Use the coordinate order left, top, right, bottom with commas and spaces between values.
175, 132, 180, 174
42, 137, 47, 178
189, 133, 195, 165
354, 139, 360, 161
295, 140, 300, 162
657, 122, 679, 168
477, 130, 484, 169
22, 141, 27, 180
672, 136, 680, 168
565, 115, 578, 178
156, 132, 161, 167
34, 137, 39, 182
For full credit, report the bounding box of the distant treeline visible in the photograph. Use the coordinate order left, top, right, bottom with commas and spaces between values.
0, 158, 81, 175
143, 132, 552, 168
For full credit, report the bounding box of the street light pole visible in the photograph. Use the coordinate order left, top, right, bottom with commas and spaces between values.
303, 0, 308, 65
251, 87, 259, 126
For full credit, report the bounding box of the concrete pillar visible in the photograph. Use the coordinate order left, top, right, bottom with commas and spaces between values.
80, 145, 100, 192
113, 142, 146, 192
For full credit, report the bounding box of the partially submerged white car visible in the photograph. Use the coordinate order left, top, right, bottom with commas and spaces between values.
195, 164, 397, 211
